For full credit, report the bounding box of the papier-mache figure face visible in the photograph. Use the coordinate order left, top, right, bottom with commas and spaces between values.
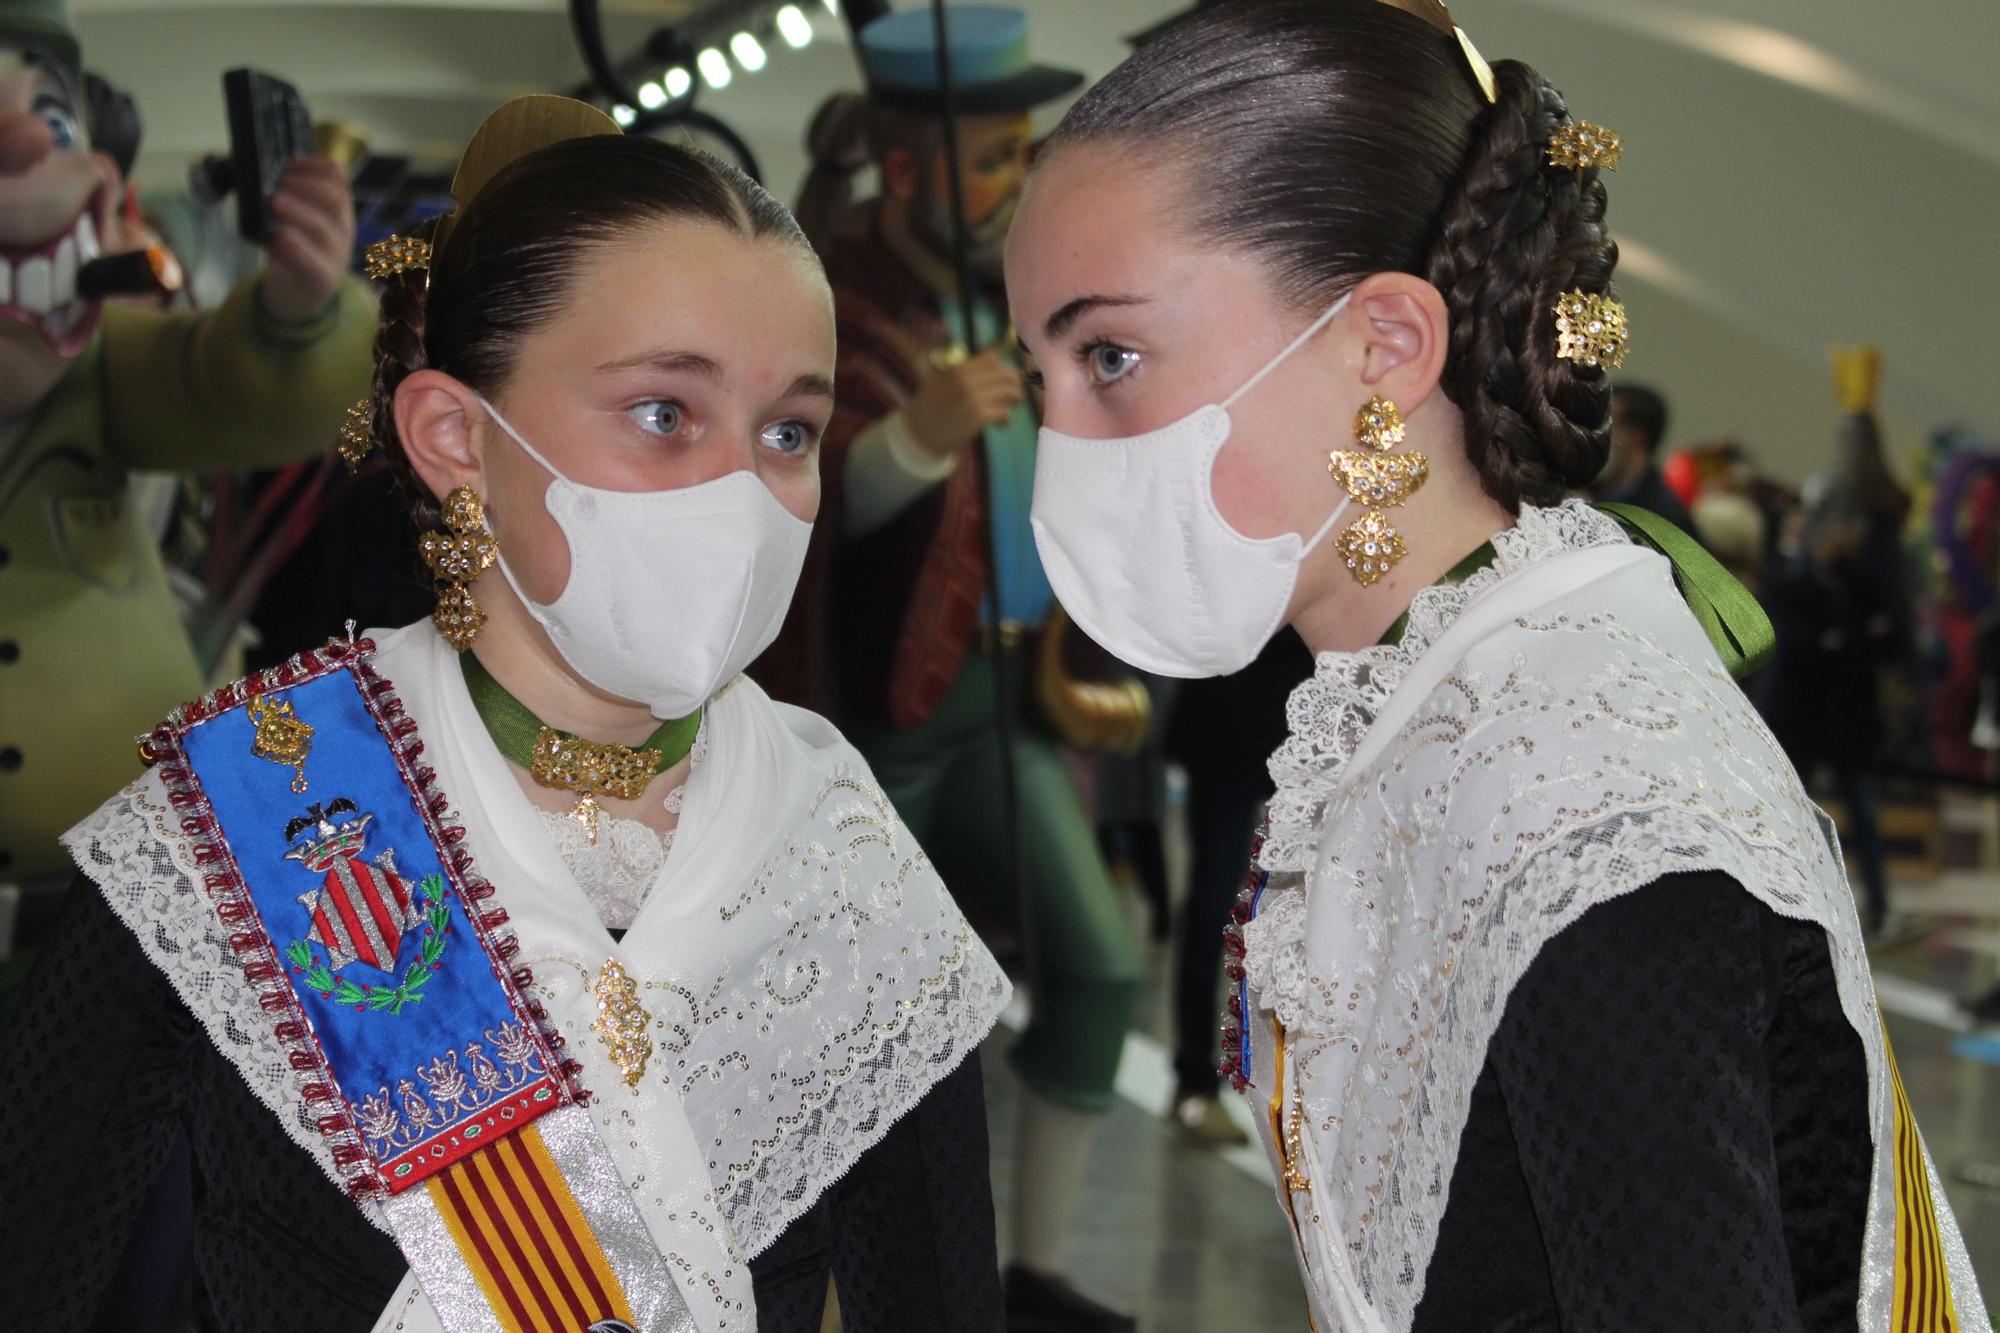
0, 22, 119, 411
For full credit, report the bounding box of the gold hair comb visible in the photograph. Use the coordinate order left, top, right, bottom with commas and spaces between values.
362, 234, 431, 279
1547, 120, 1622, 173
1553, 291, 1629, 370
1378, 0, 1498, 104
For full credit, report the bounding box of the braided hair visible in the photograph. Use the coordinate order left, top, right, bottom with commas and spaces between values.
1045, 0, 1618, 512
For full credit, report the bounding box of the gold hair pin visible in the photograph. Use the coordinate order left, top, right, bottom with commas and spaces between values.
1553, 291, 1629, 370
335, 399, 375, 472
363, 234, 431, 279
1547, 120, 1622, 173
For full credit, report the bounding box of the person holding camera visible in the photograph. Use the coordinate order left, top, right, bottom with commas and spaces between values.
0, 0, 375, 911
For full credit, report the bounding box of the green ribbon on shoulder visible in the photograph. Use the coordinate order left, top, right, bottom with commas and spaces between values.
1595, 501, 1775, 680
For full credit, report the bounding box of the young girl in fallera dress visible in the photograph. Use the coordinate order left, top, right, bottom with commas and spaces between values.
2, 99, 1009, 1333
1007, 3, 1984, 1329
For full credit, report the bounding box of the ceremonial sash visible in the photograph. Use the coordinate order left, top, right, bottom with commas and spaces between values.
142, 637, 696, 1333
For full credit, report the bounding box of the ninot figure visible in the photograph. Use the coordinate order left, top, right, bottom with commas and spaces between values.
0, 0, 374, 893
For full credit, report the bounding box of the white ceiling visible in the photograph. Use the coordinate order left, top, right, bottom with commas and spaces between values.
68, 0, 2000, 482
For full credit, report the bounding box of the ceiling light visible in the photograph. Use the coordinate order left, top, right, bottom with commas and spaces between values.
611, 104, 636, 127
776, 5, 813, 49
698, 47, 732, 89
636, 80, 667, 110
730, 31, 767, 73
664, 66, 692, 99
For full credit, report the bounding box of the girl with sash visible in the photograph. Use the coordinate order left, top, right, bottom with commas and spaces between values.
1006, 2, 1984, 1330
3, 98, 1009, 1332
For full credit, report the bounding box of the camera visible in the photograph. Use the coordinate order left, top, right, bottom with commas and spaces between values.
187, 69, 314, 243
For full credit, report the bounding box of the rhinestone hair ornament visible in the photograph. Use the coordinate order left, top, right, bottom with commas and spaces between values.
340, 97, 622, 473
1547, 119, 1622, 172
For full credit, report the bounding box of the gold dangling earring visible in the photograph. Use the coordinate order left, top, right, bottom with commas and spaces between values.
1329, 395, 1429, 586
420, 485, 499, 650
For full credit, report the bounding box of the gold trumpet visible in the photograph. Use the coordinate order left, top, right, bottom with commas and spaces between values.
1034, 605, 1152, 755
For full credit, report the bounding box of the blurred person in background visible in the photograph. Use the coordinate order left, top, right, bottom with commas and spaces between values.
1762, 349, 1911, 934
1590, 380, 1696, 533
1094, 673, 1173, 943
762, 9, 1138, 1330
0, 0, 373, 925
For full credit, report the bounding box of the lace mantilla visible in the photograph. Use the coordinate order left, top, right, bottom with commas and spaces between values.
539, 807, 674, 931
1240, 499, 1984, 1332
67, 769, 383, 1222
1262, 501, 1629, 875
521, 762, 1010, 1263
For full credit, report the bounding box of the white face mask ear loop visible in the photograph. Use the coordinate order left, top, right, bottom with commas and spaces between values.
1220, 290, 1355, 411
471, 391, 566, 480
1300, 494, 1354, 559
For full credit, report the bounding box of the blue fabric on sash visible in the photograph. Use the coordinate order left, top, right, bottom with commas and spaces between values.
179, 666, 552, 1188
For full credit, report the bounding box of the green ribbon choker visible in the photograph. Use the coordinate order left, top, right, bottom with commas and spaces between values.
459, 652, 703, 841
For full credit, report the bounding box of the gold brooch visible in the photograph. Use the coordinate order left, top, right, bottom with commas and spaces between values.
1552, 291, 1629, 369
363, 233, 431, 279
1547, 120, 1622, 173
591, 957, 652, 1089
530, 729, 662, 843
248, 694, 314, 793
335, 399, 374, 472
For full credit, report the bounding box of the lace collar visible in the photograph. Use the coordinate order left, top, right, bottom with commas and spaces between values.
1261, 501, 1629, 872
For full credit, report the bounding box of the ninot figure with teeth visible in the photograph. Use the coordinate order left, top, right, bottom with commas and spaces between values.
0, 0, 376, 893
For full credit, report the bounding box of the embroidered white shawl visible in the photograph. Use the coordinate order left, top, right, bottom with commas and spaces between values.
64, 621, 1010, 1333
1243, 502, 1984, 1332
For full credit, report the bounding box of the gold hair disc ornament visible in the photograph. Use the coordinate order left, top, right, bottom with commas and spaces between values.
1331, 395, 1429, 586
1547, 120, 1622, 173
335, 399, 375, 472
421, 485, 500, 651
362, 234, 431, 279
1377, 0, 1498, 104
432, 95, 622, 261
1553, 291, 1630, 370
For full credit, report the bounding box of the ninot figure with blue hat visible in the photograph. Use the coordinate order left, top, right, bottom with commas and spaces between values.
759, 5, 1144, 1331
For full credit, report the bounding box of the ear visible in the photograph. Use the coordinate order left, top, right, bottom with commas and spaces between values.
880, 145, 921, 204
1347, 271, 1449, 413
392, 369, 486, 506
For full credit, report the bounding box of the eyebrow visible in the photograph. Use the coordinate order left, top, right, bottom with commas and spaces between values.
596, 349, 724, 378
1042, 294, 1150, 340
596, 350, 831, 402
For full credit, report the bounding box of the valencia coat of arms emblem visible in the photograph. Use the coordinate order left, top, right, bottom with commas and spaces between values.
281, 797, 451, 1014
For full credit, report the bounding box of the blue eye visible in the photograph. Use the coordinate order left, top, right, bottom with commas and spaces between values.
760, 420, 817, 456
628, 400, 685, 437
1085, 342, 1141, 386
42, 108, 76, 151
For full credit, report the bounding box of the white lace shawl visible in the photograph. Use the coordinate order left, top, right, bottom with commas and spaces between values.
63, 623, 1011, 1333
1245, 502, 1984, 1333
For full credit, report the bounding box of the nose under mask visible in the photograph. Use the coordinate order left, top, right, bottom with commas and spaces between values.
1027, 293, 1355, 679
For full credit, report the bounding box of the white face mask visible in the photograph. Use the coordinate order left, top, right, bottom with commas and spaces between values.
476, 395, 813, 719
1029, 293, 1353, 679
